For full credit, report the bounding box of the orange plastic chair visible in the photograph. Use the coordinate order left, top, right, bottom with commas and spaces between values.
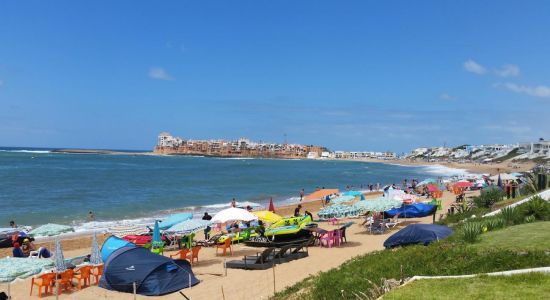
216, 238, 232, 256
189, 246, 202, 264
74, 265, 92, 289
91, 264, 103, 285
30, 272, 56, 298
169, 248, 190, 260
57, 269, 74, 294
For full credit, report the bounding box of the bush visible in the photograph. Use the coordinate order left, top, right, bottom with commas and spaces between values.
500, 207, 521, 226
482, 217, 505, 231
525, 215, 536, 223
518, 196, 550, 221
437, 207, 488, 225
474, 187, 506, 208
461, 222, 483, 243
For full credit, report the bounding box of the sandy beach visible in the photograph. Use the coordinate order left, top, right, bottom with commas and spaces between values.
1, 190, 465, 300
336, 157, 536, 175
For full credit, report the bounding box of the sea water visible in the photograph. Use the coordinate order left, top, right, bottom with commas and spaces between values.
0, 148, 469, 232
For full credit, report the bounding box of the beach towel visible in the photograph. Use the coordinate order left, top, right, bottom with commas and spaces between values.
0, 257, 54, 283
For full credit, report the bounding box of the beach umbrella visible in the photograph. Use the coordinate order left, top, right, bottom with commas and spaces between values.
165, 219, 212, 234
417, 178, 437, 186
159, 212, 193, 230
54, 239, 66, 272
268, 197, 275, 212
90, 232, 102, 265
453, 181, 473, 188
252, 210, 282, 223
427, 184, 439, 192
109, 224, 149, 238
211, 207, 258, 223
152, 220, 161, 244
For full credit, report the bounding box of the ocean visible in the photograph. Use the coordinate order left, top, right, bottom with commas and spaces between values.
0, 148, 470, 233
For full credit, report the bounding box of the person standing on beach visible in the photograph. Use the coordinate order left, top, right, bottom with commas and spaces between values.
202, 212, 212, 239
300, 189, 305, 201
231, 198, 237, 208
294, 204, 302, 217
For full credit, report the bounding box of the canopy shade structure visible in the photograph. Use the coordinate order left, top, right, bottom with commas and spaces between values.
384, 224, 453, 248
165, 219, 212, 234
159, 213, 193, 230
304, 189, 339, 201
252, 211, 282, 223
211, 207, 258, 223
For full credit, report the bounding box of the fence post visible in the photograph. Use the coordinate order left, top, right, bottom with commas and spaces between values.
224, 259, 227, 277
133, 281, 137, 300
7, 282, 10, 300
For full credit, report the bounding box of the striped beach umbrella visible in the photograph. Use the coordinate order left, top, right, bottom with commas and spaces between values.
90, 232, 102, 265
54, 239, 66, 272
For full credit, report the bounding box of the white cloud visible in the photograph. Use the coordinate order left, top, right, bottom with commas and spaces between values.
495, 64, 520, 77
439, 93, 456, 100
497, 82, 550, 98
148, 67, 174, 81
463, 59, 486, 74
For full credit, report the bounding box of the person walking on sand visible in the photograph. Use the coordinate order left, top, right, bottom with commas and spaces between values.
300, 189, 305, 201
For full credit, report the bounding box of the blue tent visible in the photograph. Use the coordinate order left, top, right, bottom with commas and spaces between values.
384, 203, 436, 218
383, 224, 453, 248
99, 246, 199, 296
101, 236, 135, 262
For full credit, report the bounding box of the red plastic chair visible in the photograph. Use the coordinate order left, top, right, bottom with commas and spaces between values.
319, 231, 334, 248
189, 246, 202, 264
216, 238, 232, 256
74, 265, 92, 289
169, 248, 190, 260
92, 264, 103, 285
332, 229, 342, 247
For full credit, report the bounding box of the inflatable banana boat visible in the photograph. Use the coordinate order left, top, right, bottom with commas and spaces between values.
264, 215, 317, 242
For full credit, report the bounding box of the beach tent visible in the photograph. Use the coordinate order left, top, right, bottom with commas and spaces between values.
383, 224, 453, 248
159, 213, 193, 230
100, 236, 135, 262
384, 203, 436, 218
100, 246, 199, 296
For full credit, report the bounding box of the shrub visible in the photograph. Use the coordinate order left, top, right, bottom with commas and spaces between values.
482, 217, 505, 231
518, 196, 550, 221
462, 222, 483, 243
473, 188, 506, 208
525, 215, 536, 223
500, 207, 521, 225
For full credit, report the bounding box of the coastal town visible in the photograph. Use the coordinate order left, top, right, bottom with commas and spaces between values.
155, 132, 550, 167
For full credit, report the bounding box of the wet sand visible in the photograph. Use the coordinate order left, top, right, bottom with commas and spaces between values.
1, 190, 466, 300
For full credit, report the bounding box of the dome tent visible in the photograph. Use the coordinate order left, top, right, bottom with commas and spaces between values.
99, 246, 199, 296
383, 224, 453, 248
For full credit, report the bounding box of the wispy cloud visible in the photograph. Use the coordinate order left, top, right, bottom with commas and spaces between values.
495, 82, 550, 98
463, 59, 486, 75
148, 67, 174, 81
439, 93, 456, 100
495, 64, 520, 77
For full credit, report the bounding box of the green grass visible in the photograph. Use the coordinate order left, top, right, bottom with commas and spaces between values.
272, 242, 550, 299
472, 221, 550, 251
383, 273, 550, 300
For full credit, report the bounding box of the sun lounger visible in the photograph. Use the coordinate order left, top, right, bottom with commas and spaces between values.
225, 248, 276, 270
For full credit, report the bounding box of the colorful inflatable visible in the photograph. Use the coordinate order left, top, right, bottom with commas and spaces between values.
264, 215, 316, 242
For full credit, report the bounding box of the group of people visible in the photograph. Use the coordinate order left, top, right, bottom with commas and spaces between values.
9, 220, 51, 258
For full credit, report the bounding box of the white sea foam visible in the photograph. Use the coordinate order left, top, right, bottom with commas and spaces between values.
420, 164, 473, 177
0, 150, 51, 154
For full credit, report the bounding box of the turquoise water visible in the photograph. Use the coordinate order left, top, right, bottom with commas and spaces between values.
0, 148, 467, 230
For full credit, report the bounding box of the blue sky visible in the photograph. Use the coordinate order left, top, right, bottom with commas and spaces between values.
1, 1, 549, 152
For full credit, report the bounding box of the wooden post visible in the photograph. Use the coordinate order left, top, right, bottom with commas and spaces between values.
221, 285, 226, 300
133, 282, 137, 300
224, 259, 227, 277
